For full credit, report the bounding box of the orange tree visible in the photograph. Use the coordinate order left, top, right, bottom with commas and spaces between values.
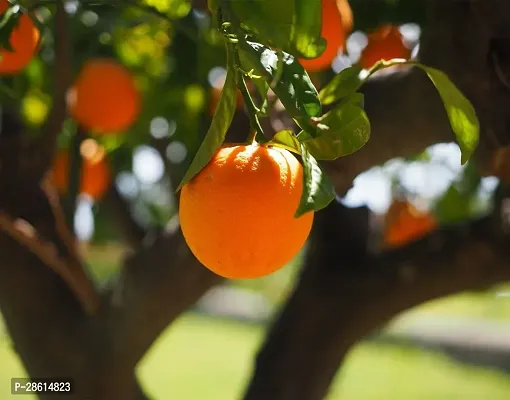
0, 0, 509, 399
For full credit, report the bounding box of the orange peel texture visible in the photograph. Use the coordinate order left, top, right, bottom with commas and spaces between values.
179, 143, 314, 279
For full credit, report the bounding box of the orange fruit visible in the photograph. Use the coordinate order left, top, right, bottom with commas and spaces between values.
179, 143, 314, 279
359, 25, 410, 70
0, 0, 40, 74
52, 139, 111, 200
383, 199, 437, 248
67, 58, 140, 134
298, 0, 352, 72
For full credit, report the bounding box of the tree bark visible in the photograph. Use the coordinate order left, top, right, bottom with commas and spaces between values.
244, 1, 510, 398
243, 199, 510, 400
2, 1, 510, 400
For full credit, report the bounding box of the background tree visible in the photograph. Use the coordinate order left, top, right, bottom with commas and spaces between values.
0, 0, 509, 399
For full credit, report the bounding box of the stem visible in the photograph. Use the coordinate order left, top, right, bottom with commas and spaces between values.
270, 50, 284, 90
234, 50, 265, 143
247, 129, 257, 144
364, 59, 414, 81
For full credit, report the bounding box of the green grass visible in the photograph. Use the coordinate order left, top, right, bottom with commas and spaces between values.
3, 313, 508, 399
0, 337, 31, 399
331, 344, 510, 399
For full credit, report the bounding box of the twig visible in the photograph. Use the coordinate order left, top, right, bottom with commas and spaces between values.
0, 211, 99, 315
41, 173, 83, 264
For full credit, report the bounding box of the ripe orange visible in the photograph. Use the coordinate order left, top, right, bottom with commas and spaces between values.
298, 0, 352, 72
383, 199, 437, 248
52, 139, 111, 200
359, 25, 410, 70
67, 58, 140, 134
0, 0, 40, 74
179, 143, 314, 279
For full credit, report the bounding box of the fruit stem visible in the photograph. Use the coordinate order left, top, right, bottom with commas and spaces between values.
247, 129, 257, 144
234, 50, 265, 143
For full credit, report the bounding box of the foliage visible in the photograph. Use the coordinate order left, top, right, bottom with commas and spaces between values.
0, 0, 481, 242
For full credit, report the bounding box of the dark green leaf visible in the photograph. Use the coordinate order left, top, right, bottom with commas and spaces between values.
303, 103, 370, 160
297, 130, 313, 141
415, 65, 479, 164
176, 62, 237, 190
0, 5, 22, 53
225, 0, 325, 59
295, 143, 336, 217
238, 40, 321, 134
267, 130, 301, 154
318, 66, 363, 105
354, 59, 479, 165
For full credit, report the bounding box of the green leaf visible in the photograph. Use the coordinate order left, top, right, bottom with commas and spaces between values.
297, 130, 313, 141
267, 130, 301, 154
225, 0, 325, 59
341, 92, 365, 109
303, 103, 370, 160
141, 0, 192, 18
251, 77, 269, 116
0, 5, 22, 53
354, 59, 480, 165
416, 65, 479, 165
176, 61, 237, 191
319, 66, 363, 105
293, 0, 326, 58
238, 40, 321, 134
434, 186, 471, 224
295, 143, 336, 217
433, 162, 480, 223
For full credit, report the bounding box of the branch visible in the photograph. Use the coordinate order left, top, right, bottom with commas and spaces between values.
41, 175, 101, 314
325, 68, 454, 195
104, 183, 147, 249
0, 197, 99, 315
243, 201, 510, 400
325, 0, 510, 194
39, 0, 71, 156
0, 184, 149, 398
0, 212, 92, 308
101, 219, 222, 368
